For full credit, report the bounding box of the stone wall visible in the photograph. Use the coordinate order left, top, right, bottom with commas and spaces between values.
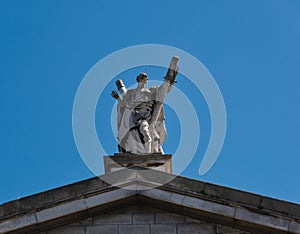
45, 205, 251, 234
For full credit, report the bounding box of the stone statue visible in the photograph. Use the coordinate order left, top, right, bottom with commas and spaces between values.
111, 56, 179, 154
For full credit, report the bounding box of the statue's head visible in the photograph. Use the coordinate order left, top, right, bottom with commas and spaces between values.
136, 72, 148, 83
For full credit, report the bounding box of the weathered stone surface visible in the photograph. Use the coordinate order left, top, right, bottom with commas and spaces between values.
104, 154, 172, 173
150, 224, 176, 234
140, 188, 185, 206
1, 166, 300, 234
155, 212, 185, 224
167, 176, 205, 194
289, 220, 300, 233
20, 178, 108, 211
124, 183, 155, 191
108, 205, 164, 214
204, 183, 261, 208
85, 188, 135, 208
38, 202, 299, 234
136, 168, 177, 186
20, 193, 56, 212
0, 199, 22, 218
136, 205, 161, 213
119, 224, 150, 234
0, 176, 109, 220
86, 225, 118, 234
0, 213, 36, 233
261, 197, 300, 218
93, 213, 132, 224
69, 217, 93, 226
235, 207, 289, 231
177, 223, 216, 234
108, 205, 138, 214
133, 213, 154, 224
100, 167, 138, 185
216, 224, 251, 234
47, 226, 85, 234
182, 195, 235, 218
184, 216, 206, 224
36, 199, 87, 223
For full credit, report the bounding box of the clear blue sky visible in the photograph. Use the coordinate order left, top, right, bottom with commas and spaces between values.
0, 1, 299, 204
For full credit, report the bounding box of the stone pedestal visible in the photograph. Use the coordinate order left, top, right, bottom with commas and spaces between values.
103, 153, 172, 173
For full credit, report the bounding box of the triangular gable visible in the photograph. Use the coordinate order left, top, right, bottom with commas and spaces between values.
1, 167, 299, 233
46, 204, 251, 234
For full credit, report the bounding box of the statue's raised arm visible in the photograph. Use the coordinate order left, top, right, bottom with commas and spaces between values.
111, 56, 179, 154
150, 56, 179, 125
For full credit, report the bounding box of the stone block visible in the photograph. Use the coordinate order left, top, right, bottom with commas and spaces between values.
124, 183, 156, 191
48, 226, 85, 234
140, 188, 185, 207
150, 224, 176, 234
2, 178, 108, 216
100, 167, 138, 186
104, 154, 172, 173
133, 213, 154, 224
289, 220, 300, 233
93, 213, 132, 224
167, 176, 205, 194
85, 188, 135, 208
36, 199, 87, 223
155, 212, 184, 224
0, 213, 37, 233
86, 225, 118, 234
261, 197, 300, 218
119, 224, 150, 234
235, 207, 289, 231
136, 168, 177, 186
204, 183, 261, 208
182, 195, 235, 218
0, 200, 22, 217
177, 224, 216, 234
216, 224, 251, 234
20, 192, 56, 211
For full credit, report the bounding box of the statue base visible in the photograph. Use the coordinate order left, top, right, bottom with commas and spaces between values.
103, 153, 172, 174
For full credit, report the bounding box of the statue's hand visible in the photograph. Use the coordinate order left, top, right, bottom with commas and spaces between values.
111, 90, 119, 100
174, 68, 179, 79
149, 122, 160, 141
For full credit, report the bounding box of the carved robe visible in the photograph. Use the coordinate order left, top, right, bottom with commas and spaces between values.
117, 82, 170, 154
